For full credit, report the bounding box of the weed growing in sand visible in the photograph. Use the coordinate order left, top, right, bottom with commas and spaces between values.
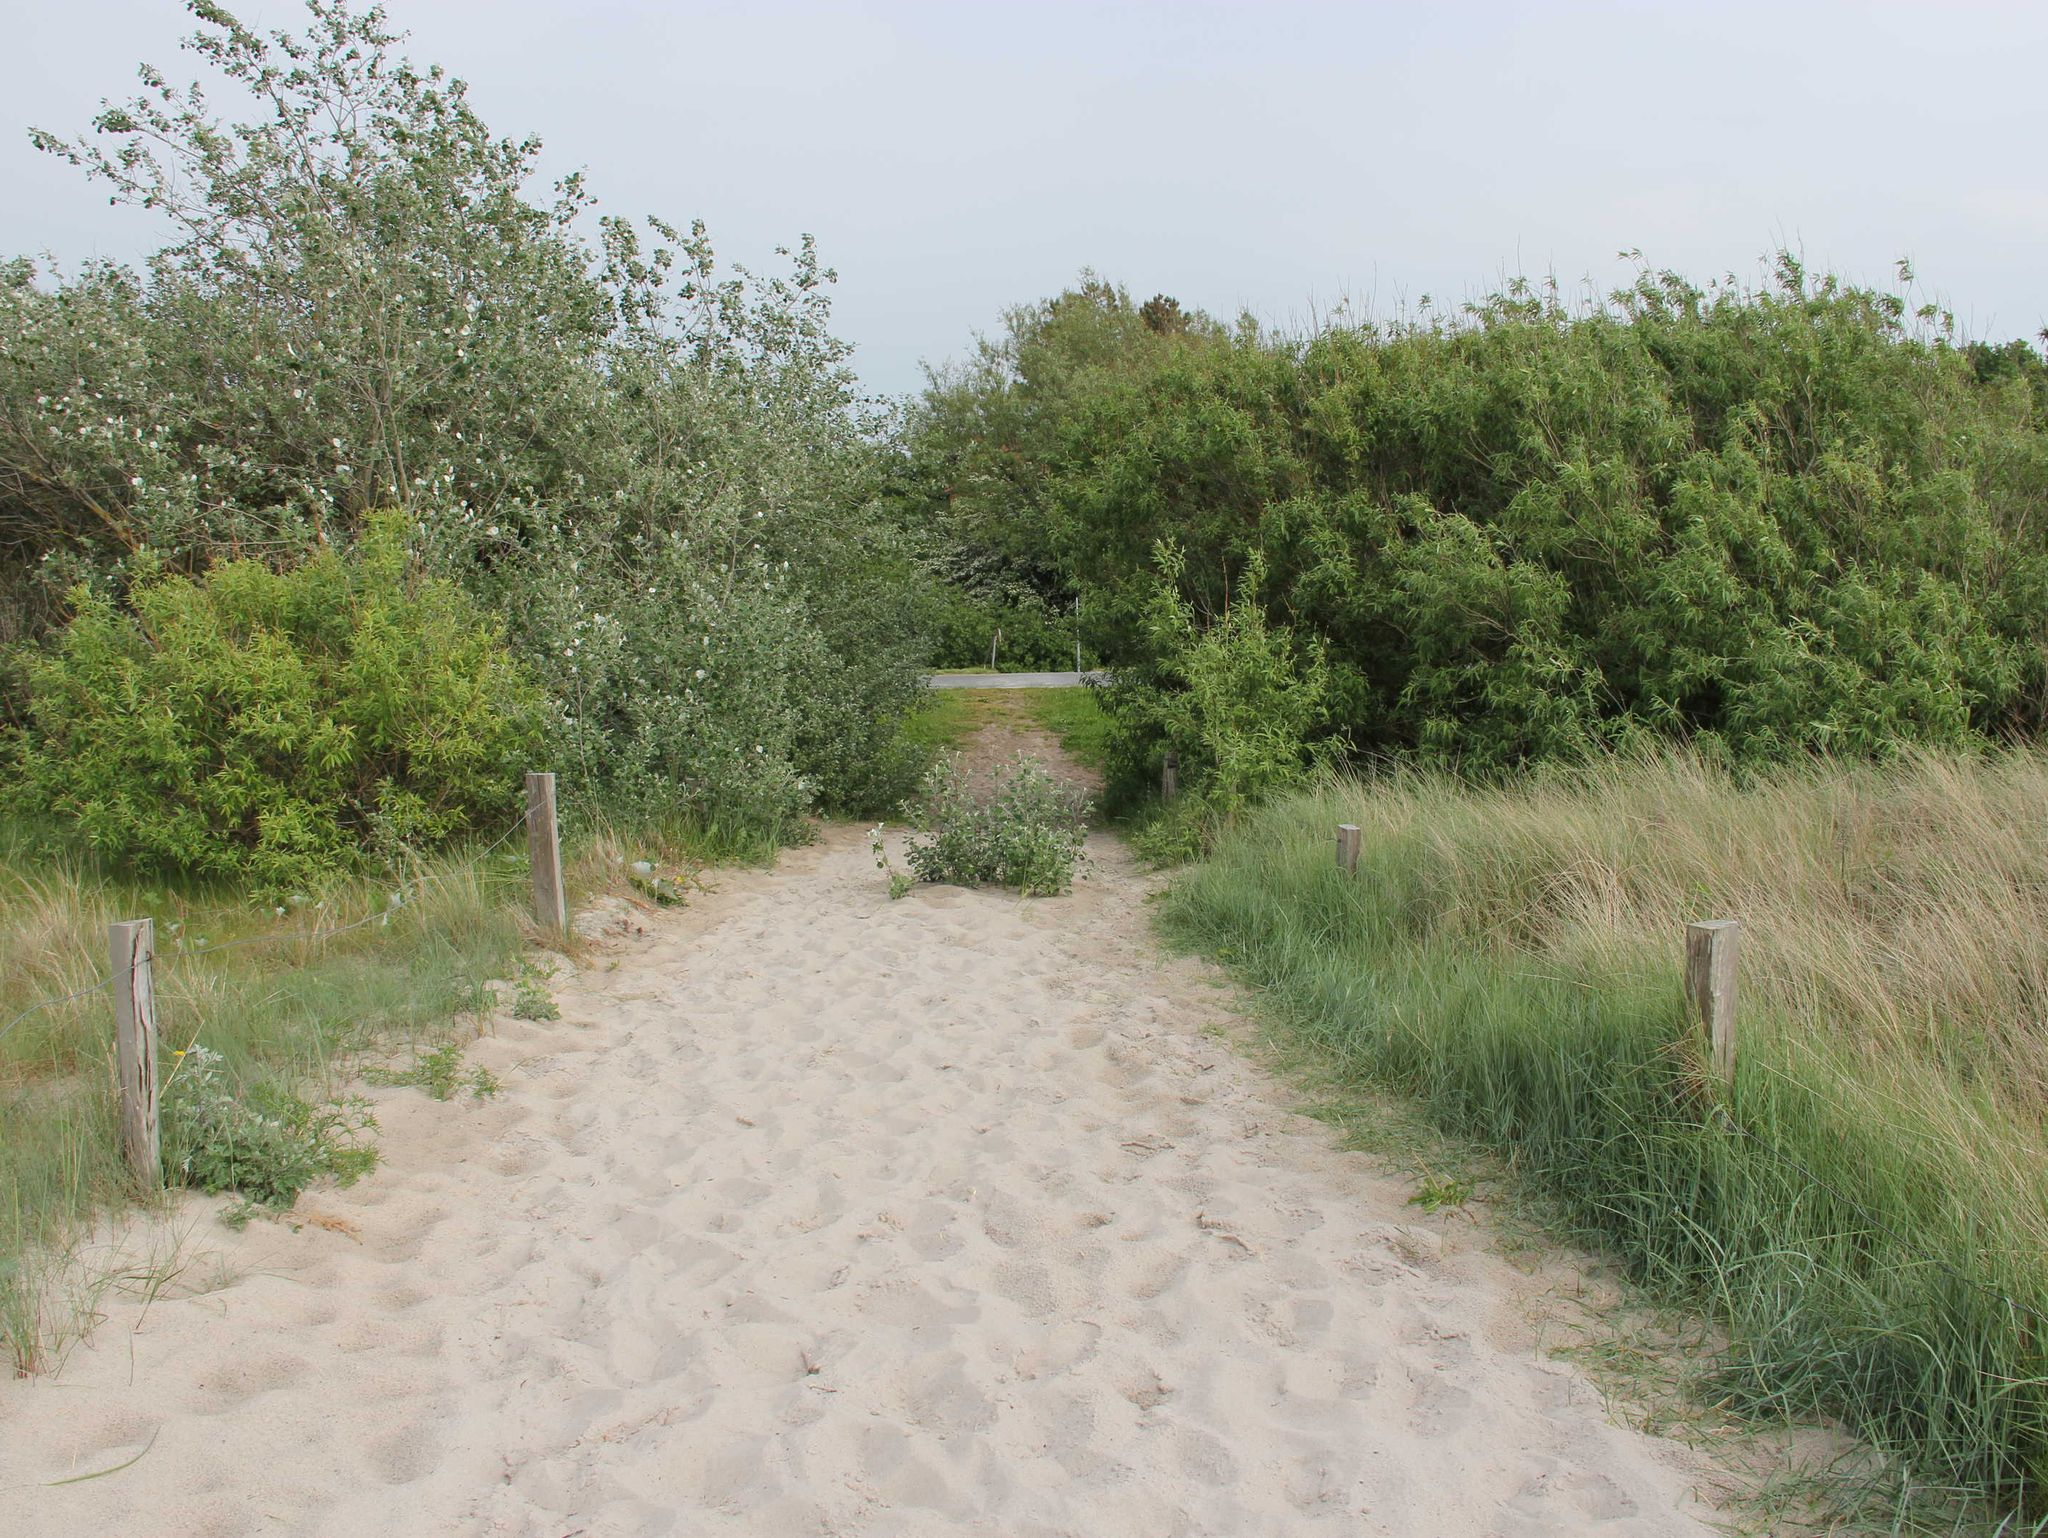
1, 1248, 101, 1377
626, 857, 701, 907
510, 962, 560, 1021
869, 826, 914, 900
365, 1042, 500, 1102
162, 1047, 378, 1217
902, 755, 1090, 896
1407, 1174, 1474, 1214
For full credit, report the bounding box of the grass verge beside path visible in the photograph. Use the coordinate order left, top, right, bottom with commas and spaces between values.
0, 813, 738, 1376
901, 689, 981, 755
1159, 753, 2048, 1530
1018, 687, 1112, 771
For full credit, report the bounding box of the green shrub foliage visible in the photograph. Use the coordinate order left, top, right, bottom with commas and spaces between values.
15, 514, 543, 891
162, 1045, 377, 1213
904, 268, 2048, 803
903, 755, 1091, 896
923, 582, 1084, 673
1104, 545, 1337, 820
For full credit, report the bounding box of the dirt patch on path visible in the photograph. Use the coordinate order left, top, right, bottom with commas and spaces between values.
949, 689, 1104, 803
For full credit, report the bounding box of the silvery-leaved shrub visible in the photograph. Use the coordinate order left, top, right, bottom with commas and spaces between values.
3, 2, 932, 851
161, 1046, 377, 1216
903, 754, 1090, 896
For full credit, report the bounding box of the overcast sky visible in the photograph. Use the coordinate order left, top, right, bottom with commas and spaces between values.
8, 0, 2045, 398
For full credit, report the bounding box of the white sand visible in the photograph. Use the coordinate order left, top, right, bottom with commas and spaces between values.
1, 827, 1717, 1536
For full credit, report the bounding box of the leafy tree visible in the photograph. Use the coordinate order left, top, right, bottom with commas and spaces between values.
5, 0, 931, 846
898, 273, 1219, 665
1139, 294, 1190, 335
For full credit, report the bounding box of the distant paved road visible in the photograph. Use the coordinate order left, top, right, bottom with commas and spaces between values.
928, 671, 1108, 690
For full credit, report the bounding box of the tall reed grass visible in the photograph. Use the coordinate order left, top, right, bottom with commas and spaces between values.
1161, 751, 2048, 1520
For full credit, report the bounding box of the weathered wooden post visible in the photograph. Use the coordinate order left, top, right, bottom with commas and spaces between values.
1685, 919, 1740, 1082
109, 918, 160, 1189
1336, 823, 1361, 875
1162, 749, 1179, 804
526, 772, 567, 936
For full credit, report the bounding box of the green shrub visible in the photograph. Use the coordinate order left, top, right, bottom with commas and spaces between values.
903, 754, 1090, 895
5, 3, 931, 849
907, 266, 2048, 777
1100, 545, 1337, 820
924, 584, 1083, 671
13, 514, 545, 894
162, 1046, 377, 1215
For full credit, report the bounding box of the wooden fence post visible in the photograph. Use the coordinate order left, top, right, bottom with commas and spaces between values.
526, 772, 567, 936
1336, 823, 1361, 875
1685, 919, 1740, 1082
109, 918, 160, 1189
1162, 749, 1179, 804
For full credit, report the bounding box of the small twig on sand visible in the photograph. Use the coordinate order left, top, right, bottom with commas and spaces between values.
44, 1427, 160, 1487
1195, 1211, 1259, 1256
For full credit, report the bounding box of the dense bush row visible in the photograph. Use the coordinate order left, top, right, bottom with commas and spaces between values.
903, 272, 2048, 809
2, 1, 934, 881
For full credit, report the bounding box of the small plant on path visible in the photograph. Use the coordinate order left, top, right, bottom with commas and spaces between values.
365, 1042, 501, 1102
1407, 1173, 1475, 1214
869, 825, 914, 900
161, 1046, 378, 1221
902, 754, 1091, 896
510, 961, 560, 1020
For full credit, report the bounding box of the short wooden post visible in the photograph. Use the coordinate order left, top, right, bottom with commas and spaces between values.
1684, 919, 1740, 1082
1336, 823, 1361, 874
526, 772, 567, 936
1162, 749, 1179, 804
110, 918, 160, 1189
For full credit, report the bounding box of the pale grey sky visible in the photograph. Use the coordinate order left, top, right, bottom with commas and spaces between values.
8, 1, 2045, 398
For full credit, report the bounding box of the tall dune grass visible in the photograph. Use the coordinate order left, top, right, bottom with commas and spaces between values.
0, 823, 537, 1370
1161, 751, 2048, 1519
0, 802, 765, 1375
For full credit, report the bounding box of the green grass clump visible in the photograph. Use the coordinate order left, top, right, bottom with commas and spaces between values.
1162, 751, 2048, 1524
900, 689, 981, 755
1019, 686, 1113, 771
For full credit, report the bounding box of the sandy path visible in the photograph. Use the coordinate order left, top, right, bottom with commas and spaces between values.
2, 828, 1716, 1537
